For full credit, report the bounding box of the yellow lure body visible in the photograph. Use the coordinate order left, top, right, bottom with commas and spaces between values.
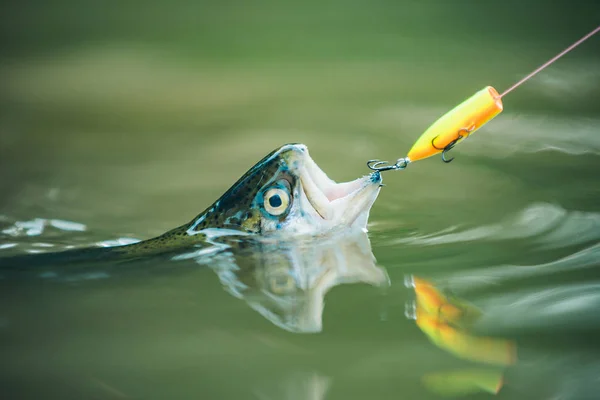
407, 86, 504, 162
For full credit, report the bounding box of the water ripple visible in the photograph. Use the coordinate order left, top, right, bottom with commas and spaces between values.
460, 111, 600, 158
2, 218, 87, 237
447, 242, 600, 290
476, 283, 600, 332
388, 203, 599, 248
96, 237, 141, 247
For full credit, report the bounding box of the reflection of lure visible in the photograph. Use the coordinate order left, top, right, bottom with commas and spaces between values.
411, 275, 517, 367
415, 305, 517, 367
422, 368, 505, 397
412, 276, 481, 327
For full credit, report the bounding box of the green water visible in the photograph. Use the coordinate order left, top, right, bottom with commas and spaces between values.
1, 1, 600, 399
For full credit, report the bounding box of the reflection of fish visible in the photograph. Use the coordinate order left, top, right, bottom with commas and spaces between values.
1, 144, 382, 267
190, 229, 389, 333
253, 371, 331, 400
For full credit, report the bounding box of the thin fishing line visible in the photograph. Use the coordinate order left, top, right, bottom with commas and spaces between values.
500, 25, 600, 98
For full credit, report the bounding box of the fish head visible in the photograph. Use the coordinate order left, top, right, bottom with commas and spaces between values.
189, 144, 382, 236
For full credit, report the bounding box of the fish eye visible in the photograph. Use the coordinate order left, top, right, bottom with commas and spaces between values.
269, 274, 296, 295
263, 187, 290, 216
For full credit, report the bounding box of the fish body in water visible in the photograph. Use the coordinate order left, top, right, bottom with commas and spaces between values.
0, 144, 387, 334
0, 143, 382, 268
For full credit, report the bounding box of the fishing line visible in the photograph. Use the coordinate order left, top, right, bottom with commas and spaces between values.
501, 25, 600, 98
368, 24, 600, 170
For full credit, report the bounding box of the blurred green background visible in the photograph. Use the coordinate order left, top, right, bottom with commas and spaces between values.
1, 2, 600, 399
1, 0, 599, 234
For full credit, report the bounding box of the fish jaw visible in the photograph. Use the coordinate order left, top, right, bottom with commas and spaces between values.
293, 147, 382, 233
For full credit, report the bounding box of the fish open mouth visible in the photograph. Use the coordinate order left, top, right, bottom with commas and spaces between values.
297, 148, 382, 224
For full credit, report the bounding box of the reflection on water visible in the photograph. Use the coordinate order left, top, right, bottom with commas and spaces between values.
3, 205, 600, 399
195, 230, 389, 333
1, 219, 389, 333
407, 276, 514, 397
254, 372, 331, 400
388, 202, 600, 247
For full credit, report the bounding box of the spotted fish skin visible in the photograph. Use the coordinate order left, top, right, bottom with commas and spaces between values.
110, 144, 303, 256
0, 144, 306, 267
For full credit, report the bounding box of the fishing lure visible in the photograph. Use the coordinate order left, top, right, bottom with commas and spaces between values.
407, 86, 503, 163
368, 25, 599, 169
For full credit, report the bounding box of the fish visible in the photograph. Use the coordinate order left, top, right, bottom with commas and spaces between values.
0, 143, 383, 268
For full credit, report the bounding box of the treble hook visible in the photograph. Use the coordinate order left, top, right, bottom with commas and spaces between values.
430, 126, 474, 163
367, 160, 397, 172
431, 136, 460, 163
367, 158, 410, 172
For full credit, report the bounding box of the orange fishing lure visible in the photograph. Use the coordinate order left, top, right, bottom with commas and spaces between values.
407, 86, 503, 162
367, 25, 599, 171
